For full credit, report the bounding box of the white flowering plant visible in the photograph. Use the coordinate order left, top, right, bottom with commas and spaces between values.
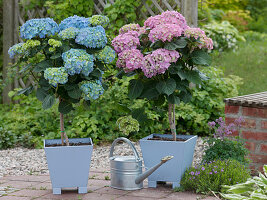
8, 15, 116, 145
112, 11, 213, 141
202, 21, 245, 51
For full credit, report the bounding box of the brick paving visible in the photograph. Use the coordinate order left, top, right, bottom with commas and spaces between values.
0, 170, 219, 200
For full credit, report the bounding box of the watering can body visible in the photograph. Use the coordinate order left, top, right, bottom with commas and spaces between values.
109, 137, 173, 190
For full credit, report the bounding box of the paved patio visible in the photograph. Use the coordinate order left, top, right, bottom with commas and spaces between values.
0, 170, 218, 200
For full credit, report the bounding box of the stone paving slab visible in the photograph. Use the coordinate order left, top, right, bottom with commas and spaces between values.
0, 172, 220, 200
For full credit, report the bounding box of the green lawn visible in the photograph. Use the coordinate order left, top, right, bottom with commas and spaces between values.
212, 40, 267, 95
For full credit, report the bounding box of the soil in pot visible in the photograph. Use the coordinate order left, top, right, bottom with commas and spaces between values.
147, 135, 186, 142
45, 142, 92, 147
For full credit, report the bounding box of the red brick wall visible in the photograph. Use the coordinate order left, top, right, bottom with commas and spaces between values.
225, 104, 267, 174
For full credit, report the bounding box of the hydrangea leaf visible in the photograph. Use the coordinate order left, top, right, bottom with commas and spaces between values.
33, 60, 51, 72
17, 86, 34, 96
185, 70, 202, 84
128, 79, 144, 99
36, 88, 48, 101
42, 94, 55, 110
140, 87, 159, 100
191, 49, 212, 66
173, 37, 187, 48
67, 87, 82, 99
58, 101, 74, 114
156, 78, 176, 96
167, 94, 180, 105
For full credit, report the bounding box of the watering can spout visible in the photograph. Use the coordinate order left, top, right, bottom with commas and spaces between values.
135, 156, 174, 184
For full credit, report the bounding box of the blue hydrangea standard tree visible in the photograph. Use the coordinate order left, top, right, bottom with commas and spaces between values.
8, 15, 116, 146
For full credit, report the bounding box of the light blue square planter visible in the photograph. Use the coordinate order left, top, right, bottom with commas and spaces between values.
44, 138, 93, 195
139, 134, 197, 189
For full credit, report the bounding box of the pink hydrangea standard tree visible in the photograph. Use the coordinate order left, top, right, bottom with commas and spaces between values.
112, 11, 213, 141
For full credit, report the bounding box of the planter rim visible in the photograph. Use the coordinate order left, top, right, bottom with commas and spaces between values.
44, 138, 93, 148
139, 134, 197, 143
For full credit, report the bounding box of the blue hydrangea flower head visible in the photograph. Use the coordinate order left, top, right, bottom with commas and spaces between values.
44, 67, 68, 87
80, 80, 104, 100
89, 15, 109, 27
62, 49, 95, 76
58, 27, 80, 40
75, 26, 107, 48
8, 43, 25, 58
95, 46, 116, 64
59, 15, 90, 30
20, 18, 59, 39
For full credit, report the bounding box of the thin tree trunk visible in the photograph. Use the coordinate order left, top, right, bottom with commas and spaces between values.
59, 97, 69, 146
173, 104, 176, 141
168, 103, 176, 141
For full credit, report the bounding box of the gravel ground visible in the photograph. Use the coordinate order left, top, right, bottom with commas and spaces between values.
0, 138, 206, 178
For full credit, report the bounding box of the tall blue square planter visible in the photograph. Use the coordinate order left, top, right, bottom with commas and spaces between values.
44, 138, 93, 195
139, 134, 197, 189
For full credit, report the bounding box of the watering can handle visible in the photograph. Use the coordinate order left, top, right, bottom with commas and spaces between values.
109, 137, 140, 161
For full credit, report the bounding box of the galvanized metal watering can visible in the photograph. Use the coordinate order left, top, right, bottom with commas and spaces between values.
109, 137, 173, 190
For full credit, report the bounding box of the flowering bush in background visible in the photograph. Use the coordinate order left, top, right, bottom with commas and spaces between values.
203, 117, 249, 165
8, 15, 115, 145
112, 10, 213, 141
203, 21, 245, 51
180, 159, 250, 193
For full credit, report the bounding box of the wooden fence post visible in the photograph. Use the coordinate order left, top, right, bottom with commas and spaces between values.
181, 0, 198, 27
3, 0, 16, 104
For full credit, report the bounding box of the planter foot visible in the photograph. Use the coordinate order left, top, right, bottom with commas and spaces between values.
172, 182, 180, 189
148, 181, 157, 188
53, 188, 61, 195
78, 187, 87, 194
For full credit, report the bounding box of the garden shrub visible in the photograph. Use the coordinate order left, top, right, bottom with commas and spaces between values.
242, 31, 267, 42
103, 0, 143, 37
0, 66, 242, 147
203, 21, 245, 51
0, 126, 34, 149
221, 165, 267, 200
0, 127, 18, 149
180, 159, 251, 193
45, 0, 94, 22
207, 0, 247, 11
223, 10, 252, 32
174, 67, 242, 136
203, 117, 249, 165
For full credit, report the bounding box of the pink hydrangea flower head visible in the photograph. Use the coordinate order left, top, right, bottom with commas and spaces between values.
119, 24, 141, 34
184, 27, 213, 50
160, 11, 187, 30
148, 24, 183, 43
111, 31, 140, 53
144, 15, 162, 29
141, 49, 179, 78
116, 49, 144, 73
144, 11, 187, 30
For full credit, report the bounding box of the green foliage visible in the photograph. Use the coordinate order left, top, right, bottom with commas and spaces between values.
242, 31, 267, 42
0, 65, 241, 147
175, 67, 242, 136
180, 159, 251, 193
203, 137, 250, 166
45, 0, 94, 22
213, 39, 267, 95
223, 10, 252, 32
0, 126, 34, 149
207, 0, 248, 11
104, 0, 142, 36
0, 127, 18, 149
221, 165, 267, 200
203, 21, 245, 51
